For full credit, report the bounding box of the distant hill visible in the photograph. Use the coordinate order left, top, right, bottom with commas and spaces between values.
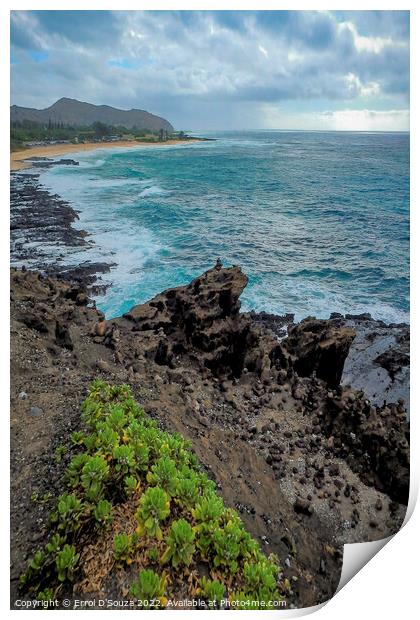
10, 97, 174, 132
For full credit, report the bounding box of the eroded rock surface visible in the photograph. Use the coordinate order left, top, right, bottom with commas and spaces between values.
122, 265, 252, 375
10, 264, 410, 608
340, 317, 410, 416
281, 318, 356, 388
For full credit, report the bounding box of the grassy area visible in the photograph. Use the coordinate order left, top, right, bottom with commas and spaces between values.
20, 380, 289, 609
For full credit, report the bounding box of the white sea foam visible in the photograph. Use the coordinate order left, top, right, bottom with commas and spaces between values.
242, 283, 410, 325
139, 185, 168, 197
38, 160, 164, 314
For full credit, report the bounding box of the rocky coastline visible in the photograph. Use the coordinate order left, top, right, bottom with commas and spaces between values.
11, 170, 114, 294
10, 171, 410, 608
10, 263, 409, 608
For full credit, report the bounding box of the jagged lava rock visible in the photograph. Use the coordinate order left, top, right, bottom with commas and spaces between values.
121, 266, 253, 376
282, 318, 356, 388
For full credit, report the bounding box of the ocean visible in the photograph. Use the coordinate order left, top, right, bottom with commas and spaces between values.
40, 130, 409, 323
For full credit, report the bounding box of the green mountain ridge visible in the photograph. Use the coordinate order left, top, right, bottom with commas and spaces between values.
10, 97, 174, 132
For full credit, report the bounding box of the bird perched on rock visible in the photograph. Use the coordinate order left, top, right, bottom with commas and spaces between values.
215, 257, 223, 270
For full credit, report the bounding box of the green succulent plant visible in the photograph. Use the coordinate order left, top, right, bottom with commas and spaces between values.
65, 453, 89, 487
28, 549, 46, 572
70, 430, 85, 445
84, 481, 104, 503
175, 477, 199, 508
243, 560, 278, 600
141, 425, 164, 460
213, 520, 243, 574
112, 444, 136, 475
113, 532, 133, 565
19, 380, 284, 603
136, 486, 170, 540
191, 493, 224, 523
96, 425, 119, 454
81, 455, 109, 490
146, 547, 159, 563
36, 588, 56, 604
124, 475, 138, 497
130, 569, 167, 608
81, 399, 104, 427
161, 519, 195, 567
45, 534, 66, 555
57, 493, 84, 522
160, 433, 191, 467
146, 457, 179, 496
93, 499, 113, 527
198, 577, 225, 607
56, 545, 79, 582
54, 445, 66, 463
87, 378, 109, 400
83, 434, 97, 452
107, 405, 126, 431
194, 521, 218, 557
133, 444, 149, 470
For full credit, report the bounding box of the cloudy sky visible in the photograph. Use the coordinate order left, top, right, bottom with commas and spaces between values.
10, 10, 409, 131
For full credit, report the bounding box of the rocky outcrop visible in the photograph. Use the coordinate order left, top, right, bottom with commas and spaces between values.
122, 265, 253, 376
340, 318, 410, 416
252, 310, 410, 417
102, 265, 410, 505
120, 265, 360, 384
20, 158, 80, 168
318, 386, 409, 504
10, 268, 99, 352
282, 318, 356, 388
10, 263, 410, 609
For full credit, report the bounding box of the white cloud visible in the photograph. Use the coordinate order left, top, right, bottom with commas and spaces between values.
338, 21, 395, 54
319, 109, 409, 131
260, 105, 409, 131
287, 50, 304, 63
258, 45, 268, 58
345, 73, 380, 98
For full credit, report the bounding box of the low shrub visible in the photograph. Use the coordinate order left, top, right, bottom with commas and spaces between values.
20, 380, 286, 607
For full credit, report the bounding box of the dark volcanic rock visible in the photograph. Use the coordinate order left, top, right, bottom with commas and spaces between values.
282, 318, 356, 388
248, 310, 295, 339
294, 497, 314, 516
122, 264, 253, 376
255, 307, 410, 416
10, 172, 113, 293
11, 269, 87, 352
374, 348, 409, 381
10, 264, 409, 609
341, 319, 410, 415
321, 388, 409, 504
24, 158, 80, 168
10, 172, 86, 248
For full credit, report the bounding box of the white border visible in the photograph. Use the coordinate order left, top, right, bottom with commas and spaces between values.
2, 2, 418, 618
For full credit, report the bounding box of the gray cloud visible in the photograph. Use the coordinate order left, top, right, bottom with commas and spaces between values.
10, 10, 409, 130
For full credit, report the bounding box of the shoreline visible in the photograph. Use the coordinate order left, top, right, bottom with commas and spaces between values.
10, 169, 410, 608
10, 138, 203, 170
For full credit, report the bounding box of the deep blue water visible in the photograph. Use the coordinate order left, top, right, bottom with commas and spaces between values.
41, 131, 409, 322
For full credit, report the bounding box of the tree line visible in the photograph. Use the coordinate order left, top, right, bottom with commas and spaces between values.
10, 119, 186, 151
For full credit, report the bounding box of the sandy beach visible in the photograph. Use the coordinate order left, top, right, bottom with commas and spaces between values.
10, 139, 202, 171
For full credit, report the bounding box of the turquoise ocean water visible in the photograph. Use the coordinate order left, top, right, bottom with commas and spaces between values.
41, 131, 409, 323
